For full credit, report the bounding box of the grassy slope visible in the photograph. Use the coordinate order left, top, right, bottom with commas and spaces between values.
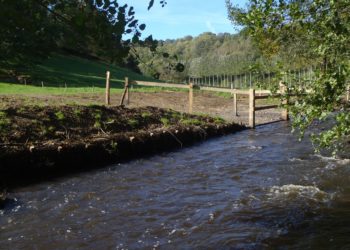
31, 54, 153, 87
0, 54, 159, 94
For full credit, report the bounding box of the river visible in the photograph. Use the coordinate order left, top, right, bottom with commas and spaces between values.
1, 122, 350, 249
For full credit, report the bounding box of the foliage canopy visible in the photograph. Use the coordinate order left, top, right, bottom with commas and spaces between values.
227, 0, 350, 153
0, 0, 152, 74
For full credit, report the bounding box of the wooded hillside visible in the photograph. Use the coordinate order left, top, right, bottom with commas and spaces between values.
133, 31, 315, 82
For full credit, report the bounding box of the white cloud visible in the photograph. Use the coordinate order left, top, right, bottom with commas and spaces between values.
206, 21, 217, 33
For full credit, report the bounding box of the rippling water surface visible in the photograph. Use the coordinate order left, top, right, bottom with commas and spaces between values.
1, 122, 350, 249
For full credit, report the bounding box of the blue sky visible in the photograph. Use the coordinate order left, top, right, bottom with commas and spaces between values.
121, 0, 247, 40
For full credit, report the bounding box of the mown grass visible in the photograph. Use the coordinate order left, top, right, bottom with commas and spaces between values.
0, 82, 110, 95
0, 82, 190, 95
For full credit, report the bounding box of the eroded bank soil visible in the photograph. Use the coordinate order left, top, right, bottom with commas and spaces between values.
0, 105, 245, 189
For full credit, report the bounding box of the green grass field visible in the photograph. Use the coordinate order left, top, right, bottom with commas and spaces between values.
0, 82, 118, 95
0, 82, 190, 95
0, 54, 192, 95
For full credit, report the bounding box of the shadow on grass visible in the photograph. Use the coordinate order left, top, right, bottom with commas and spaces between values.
21, 54, 155, 88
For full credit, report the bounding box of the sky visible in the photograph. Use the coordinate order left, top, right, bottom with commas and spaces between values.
120, 0, 247, 40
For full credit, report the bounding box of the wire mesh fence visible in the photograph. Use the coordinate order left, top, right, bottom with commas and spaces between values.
187, 67, 320, 90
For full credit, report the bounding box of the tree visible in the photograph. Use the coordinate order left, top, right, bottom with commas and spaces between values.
49, 0, 148, 63
0, 0, 148, 74
0, 0, 56, 74
133, 31, 265, 81
227, 0, 350, 154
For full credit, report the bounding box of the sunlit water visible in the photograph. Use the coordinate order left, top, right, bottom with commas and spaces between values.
1, 122, 350, 249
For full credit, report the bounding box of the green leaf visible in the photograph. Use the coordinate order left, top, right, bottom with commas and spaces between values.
148, 0, 155, 10
139, 24, 146, 31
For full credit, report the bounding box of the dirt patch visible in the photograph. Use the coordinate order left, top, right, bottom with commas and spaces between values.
0, 90, 283, 125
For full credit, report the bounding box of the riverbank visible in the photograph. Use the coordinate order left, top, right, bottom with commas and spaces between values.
0, 105, 245, 190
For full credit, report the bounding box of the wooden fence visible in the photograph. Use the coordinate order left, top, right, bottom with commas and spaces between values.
192, 84, 289, 128
104, 72, 350, 128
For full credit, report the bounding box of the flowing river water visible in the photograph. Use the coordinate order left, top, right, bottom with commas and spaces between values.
1, 122, 350, 249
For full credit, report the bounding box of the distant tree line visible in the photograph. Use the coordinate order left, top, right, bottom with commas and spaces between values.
133, 31, 315, 82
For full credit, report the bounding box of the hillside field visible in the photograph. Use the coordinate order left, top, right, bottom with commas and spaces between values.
0, 54, 157, 94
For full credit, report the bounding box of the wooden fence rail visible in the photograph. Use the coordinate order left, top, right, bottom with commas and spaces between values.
132, 80, 189, 89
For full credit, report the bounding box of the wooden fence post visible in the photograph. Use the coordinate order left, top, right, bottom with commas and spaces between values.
346, 85, 349, 102
125, 77, 130, 105
120, 77, 129, 106
249, 88, 255, 128
280, 82, 289, 121
233, 92, 238, 116
189, 83, 194, 114
105, 71, 110, 105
